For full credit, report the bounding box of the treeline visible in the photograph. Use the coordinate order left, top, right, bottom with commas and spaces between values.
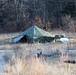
0, 0, 76, 33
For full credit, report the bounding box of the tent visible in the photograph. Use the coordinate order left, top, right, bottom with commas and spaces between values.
12, 25, 54, 43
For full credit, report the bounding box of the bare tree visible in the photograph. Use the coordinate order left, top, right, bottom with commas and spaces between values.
62, 15, 76, 32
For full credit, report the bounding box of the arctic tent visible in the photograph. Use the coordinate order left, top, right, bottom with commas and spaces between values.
12, 25, 54, 43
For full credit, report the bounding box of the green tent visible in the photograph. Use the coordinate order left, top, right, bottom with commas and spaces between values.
12, 25, 54, 43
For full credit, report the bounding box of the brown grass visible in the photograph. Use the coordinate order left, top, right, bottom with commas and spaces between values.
3, 51, 76, 75
4, 52, 44, 75
0, 32, 76, 50
0, 32, 76, 75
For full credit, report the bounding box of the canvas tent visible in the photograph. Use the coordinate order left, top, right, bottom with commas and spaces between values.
12, 25, 54, 43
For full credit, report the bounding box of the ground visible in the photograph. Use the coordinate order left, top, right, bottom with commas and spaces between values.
0, 31, 76, 50
0, 31, 76, 75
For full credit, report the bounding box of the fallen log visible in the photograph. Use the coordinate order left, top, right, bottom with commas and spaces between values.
64, 60, 76, 64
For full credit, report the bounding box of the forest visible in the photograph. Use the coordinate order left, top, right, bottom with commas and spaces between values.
0, 0, 76, 33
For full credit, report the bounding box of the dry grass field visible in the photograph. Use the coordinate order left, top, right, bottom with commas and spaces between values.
3, 51, 76, 75
0, 31, 76, 50
0, 31, 76, 75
